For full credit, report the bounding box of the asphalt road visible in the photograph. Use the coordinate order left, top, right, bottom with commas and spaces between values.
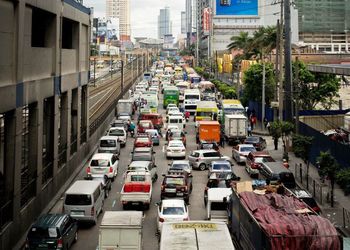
50, 90, 255, 250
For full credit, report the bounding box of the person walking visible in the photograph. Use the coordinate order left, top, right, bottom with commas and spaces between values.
220, 133, 225, 148
247, 124, 252, 136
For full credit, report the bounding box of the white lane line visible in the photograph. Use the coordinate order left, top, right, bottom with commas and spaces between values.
112, 200, 116, 207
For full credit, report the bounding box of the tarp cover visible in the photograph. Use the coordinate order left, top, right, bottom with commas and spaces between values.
240, 191, 340, 250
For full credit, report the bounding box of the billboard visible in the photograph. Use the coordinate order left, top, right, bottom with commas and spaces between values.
203, 8, 211, 35
215, 0, 258, 16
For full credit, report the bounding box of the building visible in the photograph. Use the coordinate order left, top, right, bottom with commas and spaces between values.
158, 7, 172, 39
106, 0, 130, 40
0, 1, 91, 249
296, 0, 350, 52
181, 11, 186, 34
185, 0, 192, 47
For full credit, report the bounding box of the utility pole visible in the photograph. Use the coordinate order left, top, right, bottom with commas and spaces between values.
295, 57, 300, 133
93, 57, 96, 87
284, 0, 293, 122
195, 0, 199, 66
275, 19, 280, 100
262, 56, 266, 130
278, 1, 284, 120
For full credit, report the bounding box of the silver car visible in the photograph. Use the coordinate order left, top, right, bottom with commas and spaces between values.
188, 150, 231, 171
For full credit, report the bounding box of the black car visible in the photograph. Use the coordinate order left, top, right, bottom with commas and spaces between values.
161, 173, 193, 204
244, 136, 267, 151
26, 214, 78, 250
197, 140, 220, 151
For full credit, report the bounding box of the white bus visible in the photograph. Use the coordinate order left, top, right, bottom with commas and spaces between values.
183, 89, 201, 115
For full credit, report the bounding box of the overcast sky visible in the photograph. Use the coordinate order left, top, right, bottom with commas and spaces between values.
84, 0, 186, 39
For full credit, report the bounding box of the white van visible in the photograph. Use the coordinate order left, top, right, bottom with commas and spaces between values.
98, 136, 121, 156
63, 180, 104, 224
167, 115, 185, 130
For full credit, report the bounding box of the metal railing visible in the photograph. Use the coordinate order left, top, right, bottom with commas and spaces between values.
0, 199, 13, 229
58, 144, 67, 167
20, 177, 36, 208
42, 161, 53, 185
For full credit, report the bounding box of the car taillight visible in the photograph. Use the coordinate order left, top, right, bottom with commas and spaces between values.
159, 217, 164, 222
57, 238, 63, 249
86, 167, 90, 173
91, 207, 95, 216
251, 163, 260, 169
109, 167, 113, 173
161, 185, 164, 191
183, 217, 189, 221
313, 206, 321, 213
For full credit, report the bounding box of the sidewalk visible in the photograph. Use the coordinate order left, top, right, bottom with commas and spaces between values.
253, 125, 350, 237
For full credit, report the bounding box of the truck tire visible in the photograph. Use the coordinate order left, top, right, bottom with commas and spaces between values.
144, 203, 150, 210
199, 163, 206, 171
122, 204, 128, 210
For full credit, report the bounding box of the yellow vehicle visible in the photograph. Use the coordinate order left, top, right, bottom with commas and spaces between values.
175, 66, 182, 76
195, 101, 219, 122
221, 99, 245, 123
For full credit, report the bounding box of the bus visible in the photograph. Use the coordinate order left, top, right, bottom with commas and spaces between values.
195, 101, 219, 123
163, 86, 179, 108
184, 89, 201, 114
176, 82, 191, 102
142, 94, 158, 113
221, 99, 245, 123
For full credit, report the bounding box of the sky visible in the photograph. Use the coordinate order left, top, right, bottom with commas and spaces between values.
84, 0, 186, 39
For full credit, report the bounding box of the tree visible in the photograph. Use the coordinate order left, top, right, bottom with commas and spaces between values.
317, 151, 340, 207
293, 61, 341, 110
292, 134, 313, 163
227, 32, 254, 59
269, 121, 282, 150
241, 63, 276, 106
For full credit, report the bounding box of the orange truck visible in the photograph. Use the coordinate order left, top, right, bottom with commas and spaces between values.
197, 121, 221, 143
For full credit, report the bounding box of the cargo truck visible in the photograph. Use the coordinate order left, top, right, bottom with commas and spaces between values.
224, 114, 247, 145
196, 121, 221, 143
117, 99, 134, 116
98, 211, 143, 250
228, 181, 341, 250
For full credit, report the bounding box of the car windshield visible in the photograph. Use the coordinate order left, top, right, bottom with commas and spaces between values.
202, 143, 217, 149
100, 140, 116, 147
130, 175, 146, 182
165, 177, 185, 185
65, 194, 92, 205
241, 147, 256, 152
109, 129, 124, 136
172, 164, 189, 169
91, 159, 110, 166
172, 131, 183, 137
212, 164, 230, 170
28, 227, 59, 239
140, 122, 151, 128
245, 137, 259, 143
132, 154, 151, 161
169, 142, 183, 147
162, 207, 185, 215
207, 180, 229, 188
301, 197, 318, 208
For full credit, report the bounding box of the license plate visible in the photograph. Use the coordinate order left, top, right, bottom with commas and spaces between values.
131, 202, 140, 205
38, 244, 48, 248
165, 188, 176, 193
176, 193, 184, 196
71, 211, 84, 216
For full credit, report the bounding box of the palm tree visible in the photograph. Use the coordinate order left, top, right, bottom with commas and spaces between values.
227, 32, 254, 59
251, 26, 277, 59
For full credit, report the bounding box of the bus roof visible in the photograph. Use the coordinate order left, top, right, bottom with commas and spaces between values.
222, 99, 242, 105
184, 89, 200, 94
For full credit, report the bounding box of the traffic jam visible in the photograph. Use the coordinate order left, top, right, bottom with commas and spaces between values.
25, 59, 341, 250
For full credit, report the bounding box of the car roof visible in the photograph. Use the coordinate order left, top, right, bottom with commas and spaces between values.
33, 214, 68, 228
109, 127, 125, 131
172, 160, 189, 164
250, 151, 271, 157
212, 160, 230, 165
238, 144, 256, 147
169, 140, 184, 144
145, 129, 158, 133
161, 199, 185, 207
133, 147, 152, 152
139, 120, 152, 123
66, 180, 101, 194
91, 153, 114, 159
264, 162, 292, 173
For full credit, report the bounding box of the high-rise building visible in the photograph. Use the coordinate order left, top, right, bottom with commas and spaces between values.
106, 0, 130, 40
158, 7, 171, 39
181, 11, 186, 34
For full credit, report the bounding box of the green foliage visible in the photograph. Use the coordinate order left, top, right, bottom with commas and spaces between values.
269, 120, 282, 140
179, 44, 195, 56
336, 169, 350, 195
292, 134, 313, 162
317, 151, 340, 180
241, 63, 276, 106
293, 61, 341, 110
269, 120, 294, 152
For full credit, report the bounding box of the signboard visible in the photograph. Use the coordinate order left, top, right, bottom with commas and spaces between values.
215, 0, 258, 16
203, 8, 211, 35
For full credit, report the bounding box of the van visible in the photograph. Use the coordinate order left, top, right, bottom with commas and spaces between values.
98, 136, 121, 156
167, 115, 185, 130
63, 180, 104, 224
259, 162, 296, 189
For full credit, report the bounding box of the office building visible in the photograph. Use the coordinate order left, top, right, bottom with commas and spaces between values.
181, 11, 186, 34
158, 7, 172, 39
106, 0, 130, 40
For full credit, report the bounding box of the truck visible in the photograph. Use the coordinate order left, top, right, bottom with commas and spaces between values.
120, 171, 152, 210
224, 114, 247, 145
221, 99, 245, 123
160, 221, 235, 250
228, 181, 341, 250
117, 99, 134, 116
196, 121, 221, 143
98, 211, 143, 250
207, 187, 232, 222
195, 101, 219, 123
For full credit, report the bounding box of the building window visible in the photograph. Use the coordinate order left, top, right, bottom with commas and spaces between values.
62, 18, 78, 49
31, 7, 55, 48
42, 97, 54, 185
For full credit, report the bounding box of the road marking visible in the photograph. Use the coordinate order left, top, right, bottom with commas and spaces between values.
112, 200, 116, 207
162, 146, 165, 153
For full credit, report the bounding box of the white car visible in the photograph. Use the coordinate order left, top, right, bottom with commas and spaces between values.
232, 144, 256, 164
167, 107, 180, 116
166, 105, 178, 114
156, 199, 189, 233
87, 153, 119, 181
166, 140, 186, 159
107, 127, 127, 147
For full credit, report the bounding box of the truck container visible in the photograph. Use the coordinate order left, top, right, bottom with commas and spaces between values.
224, 114, 247, 145
98, 211, 143, 250
207, 188, 232, 222
228, 181, 341, 250
117, 99, 134, 116
160, 221, 235, 250
197, 121, 221, 143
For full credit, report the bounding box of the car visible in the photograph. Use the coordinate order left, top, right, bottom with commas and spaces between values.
137, 120, 154, 133
259, 161, 296, 189
204, 173, 240, 206
87, 153, 119, 181
110, 119, 127, 130
126, 161, 158, 183
107, 127, 127, 147
245, 151, 275, 178
168, 130, 186, 146
134, 136, 153, 148
208, 160, 234, 178
26, 214, 78, 250
166, 106, 180, 115
131, 148, 155, 167
117, 113, 131, 123
132, 146, 154, 155
84, 174, 112, 198
168, 160, 192, 174
188, 150, 231, 171
141, 113, 163, 129
160, 174, 192, 203
98, 136, 121, 156
166, 103, 178, 111
156, 199, 189, 233
197, 140, 219, 151
244, 136, 267, 151
289, 188, 321, 214
166, 140, 186, 159
232, 144, 256, 164
145, 129, 161, 146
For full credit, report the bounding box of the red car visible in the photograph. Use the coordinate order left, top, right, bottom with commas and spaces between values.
134, 136, 153, 148
137, 120, 154, 133
246, 151, 275, 178
140, 114, 163, 129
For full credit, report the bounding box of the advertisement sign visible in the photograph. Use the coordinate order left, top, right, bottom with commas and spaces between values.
203, 8, 211, 35
215, 0, 258, 16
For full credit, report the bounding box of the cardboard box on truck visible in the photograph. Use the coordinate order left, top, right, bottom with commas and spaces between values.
198, 121, 220, 143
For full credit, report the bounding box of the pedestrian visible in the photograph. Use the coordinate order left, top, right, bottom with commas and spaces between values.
247, 124, 252, 136
263, 117, 268, 128
251, 114, 257, 130
220, 133, 225, 148
266, 122, 271, 133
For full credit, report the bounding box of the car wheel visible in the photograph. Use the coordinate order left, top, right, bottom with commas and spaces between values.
112, 176, 115, 182
199, 163, 206, 171
122, 204, 128, 210
73, 231, 78, 243
144, 204, 150, 210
